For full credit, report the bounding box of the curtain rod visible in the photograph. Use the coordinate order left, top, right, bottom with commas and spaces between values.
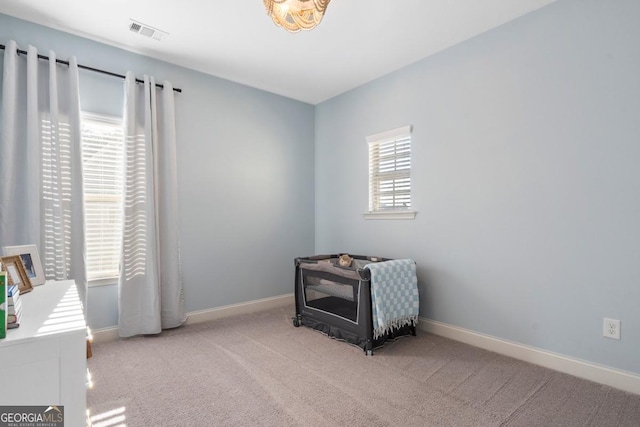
0, 43, 182, 93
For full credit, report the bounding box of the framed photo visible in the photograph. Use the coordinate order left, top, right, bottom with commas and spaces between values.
1, 255, 33, 294
3, 244, 46, 286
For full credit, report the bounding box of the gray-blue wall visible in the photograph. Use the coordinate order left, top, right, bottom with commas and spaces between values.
315, 0, 640, 375
2, 0, 639, 377
0, 13, 316, 330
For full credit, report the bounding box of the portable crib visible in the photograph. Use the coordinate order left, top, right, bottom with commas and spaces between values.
293, 254, 418, 355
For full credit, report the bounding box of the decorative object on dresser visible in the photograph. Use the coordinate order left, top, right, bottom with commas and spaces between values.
3, 244, 46, 286
7, 283, 23, 329
0, 272, 6, 339
0, 255, 33, 294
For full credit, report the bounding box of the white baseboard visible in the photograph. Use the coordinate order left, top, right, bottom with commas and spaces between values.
91, 293, 294, 344
185, 293, 294, 325
419, 317, 640, 396
90, 326, 119, 344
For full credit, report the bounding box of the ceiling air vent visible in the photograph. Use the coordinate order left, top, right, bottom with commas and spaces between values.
129, 19, 168, 41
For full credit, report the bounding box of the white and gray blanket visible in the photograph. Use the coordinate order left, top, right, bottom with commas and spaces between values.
366, 259, 419, 339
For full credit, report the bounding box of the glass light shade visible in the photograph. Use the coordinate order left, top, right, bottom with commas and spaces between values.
264, 0, 332, 33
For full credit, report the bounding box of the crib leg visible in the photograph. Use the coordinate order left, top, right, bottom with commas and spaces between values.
365, 340, 373, 356
292, 315, 302, 327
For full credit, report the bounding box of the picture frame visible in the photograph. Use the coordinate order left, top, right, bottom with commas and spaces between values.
3, 244, 46, 286
1, 255, 33, 294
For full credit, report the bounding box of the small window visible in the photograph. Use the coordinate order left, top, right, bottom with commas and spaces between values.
81, 114, 124, 282
365, 125, 416, 220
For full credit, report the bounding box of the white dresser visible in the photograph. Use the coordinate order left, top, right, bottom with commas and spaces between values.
0, 280, 87, 427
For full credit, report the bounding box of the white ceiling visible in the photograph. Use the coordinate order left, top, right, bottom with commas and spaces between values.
0, 0, 556, 104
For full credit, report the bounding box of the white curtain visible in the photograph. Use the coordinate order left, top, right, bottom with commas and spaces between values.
118, 72, 186, 337
0, 40, 87, 305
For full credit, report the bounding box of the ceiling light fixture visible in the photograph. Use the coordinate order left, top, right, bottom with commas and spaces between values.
263, 0, 332, 33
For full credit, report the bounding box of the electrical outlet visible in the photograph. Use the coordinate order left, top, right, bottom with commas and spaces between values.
603, 318, 620, 340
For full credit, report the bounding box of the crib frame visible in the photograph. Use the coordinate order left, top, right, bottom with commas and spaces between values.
293, 254, 415, 355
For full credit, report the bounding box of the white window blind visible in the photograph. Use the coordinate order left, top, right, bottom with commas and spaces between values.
367, 125, 412, 214
81, 114, 124, 281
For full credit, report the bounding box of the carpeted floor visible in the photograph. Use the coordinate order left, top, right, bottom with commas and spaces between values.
87, 305, 640, 426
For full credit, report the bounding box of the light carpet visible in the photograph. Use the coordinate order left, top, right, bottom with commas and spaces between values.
87, 305, 640, 426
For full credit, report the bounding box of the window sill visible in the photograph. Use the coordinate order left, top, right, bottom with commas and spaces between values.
363, 211, 417, 220
88, 277, 118, 287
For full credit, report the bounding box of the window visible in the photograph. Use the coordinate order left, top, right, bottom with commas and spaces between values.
81, 114, 124, 282
365, 125, 416, 220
